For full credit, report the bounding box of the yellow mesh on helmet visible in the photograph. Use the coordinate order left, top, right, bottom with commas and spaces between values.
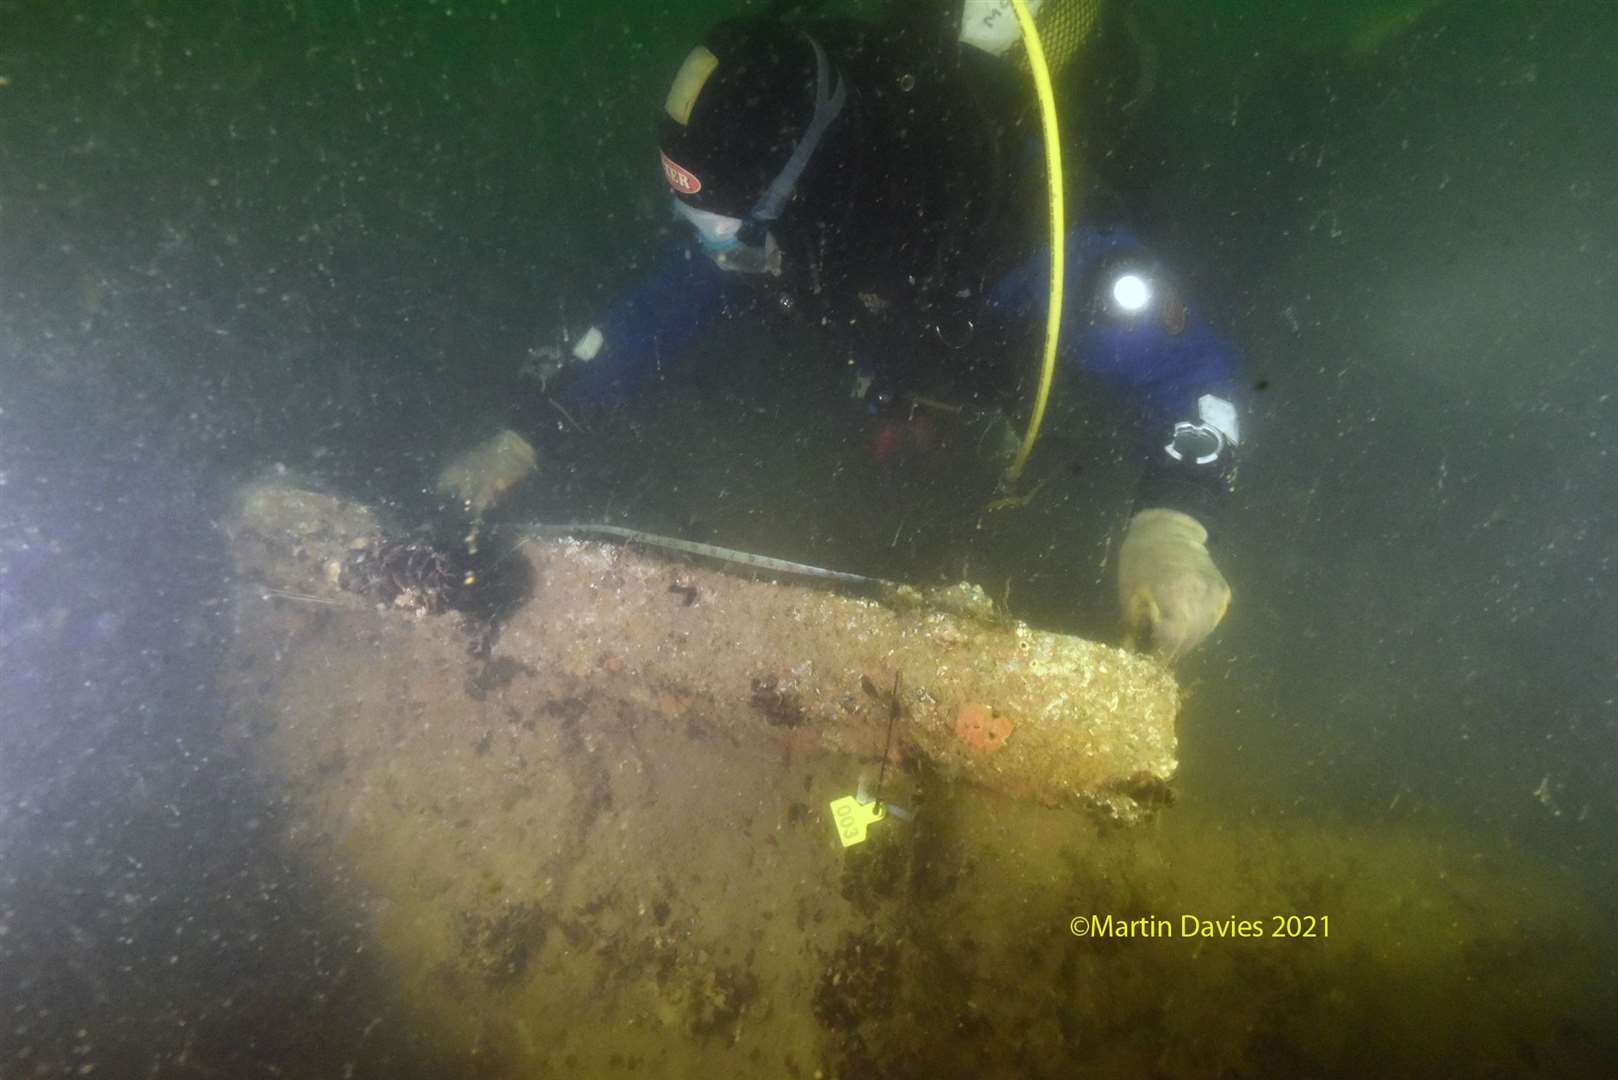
1006, 0, 1102, 79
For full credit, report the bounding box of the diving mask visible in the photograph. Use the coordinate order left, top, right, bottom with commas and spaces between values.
672, 198, 782, 276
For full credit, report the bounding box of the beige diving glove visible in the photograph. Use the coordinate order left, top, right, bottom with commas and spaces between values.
433, 428, 538, 517
1117, 508, 1230, 663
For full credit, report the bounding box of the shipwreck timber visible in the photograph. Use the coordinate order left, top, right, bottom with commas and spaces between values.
226, 481, 1179, 821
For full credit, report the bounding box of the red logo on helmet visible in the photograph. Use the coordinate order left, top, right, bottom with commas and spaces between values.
660, 150, 702, 195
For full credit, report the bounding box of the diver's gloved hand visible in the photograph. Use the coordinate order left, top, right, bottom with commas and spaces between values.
434, 428, 539, 518
1116, 508, 1230, 663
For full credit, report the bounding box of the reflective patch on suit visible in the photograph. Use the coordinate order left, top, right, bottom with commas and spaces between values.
960, 0, 1046, 57
664, 45, 718, 126
1197, 394, 1240, 445
571, 326, 604, 363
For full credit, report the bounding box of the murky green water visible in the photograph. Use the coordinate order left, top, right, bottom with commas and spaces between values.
3, 1, 1614, 1075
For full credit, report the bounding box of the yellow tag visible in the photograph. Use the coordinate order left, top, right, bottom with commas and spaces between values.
829, 796, 884, 848
664, 45, 718, 127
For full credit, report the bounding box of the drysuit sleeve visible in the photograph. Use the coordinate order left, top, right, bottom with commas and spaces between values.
556, 247, 733, 406
987, 225, 1243, 532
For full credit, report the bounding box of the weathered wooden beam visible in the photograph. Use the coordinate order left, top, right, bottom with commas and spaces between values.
228, 481, 1179, 821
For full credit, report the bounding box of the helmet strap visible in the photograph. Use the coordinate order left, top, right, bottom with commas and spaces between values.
749, 33, 847, 224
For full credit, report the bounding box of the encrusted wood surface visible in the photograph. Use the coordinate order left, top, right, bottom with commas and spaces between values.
228, 481, 1179, 820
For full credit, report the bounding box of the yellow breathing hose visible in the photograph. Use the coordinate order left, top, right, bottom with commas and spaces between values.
1000, 0, 1065, 491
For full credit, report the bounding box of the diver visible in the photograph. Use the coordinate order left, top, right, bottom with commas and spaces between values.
441, 0, 1243, 664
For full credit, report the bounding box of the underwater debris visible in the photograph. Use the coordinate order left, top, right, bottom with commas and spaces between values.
751, 673, 810, 727
341, 537, 473, 617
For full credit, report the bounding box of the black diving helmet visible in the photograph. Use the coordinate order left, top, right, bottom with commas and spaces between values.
656, 18, 848, 276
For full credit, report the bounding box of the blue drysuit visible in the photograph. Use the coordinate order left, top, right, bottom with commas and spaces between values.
560, 224, 1242, 529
